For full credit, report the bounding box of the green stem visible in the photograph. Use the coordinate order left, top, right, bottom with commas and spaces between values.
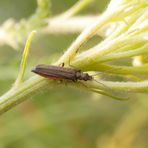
86, 80, 148, 93
14, 31, 36, 87
60, 0, 94, 18
73, 63, 148, 75
0, 76, 50, 114
94, 43, 148, 63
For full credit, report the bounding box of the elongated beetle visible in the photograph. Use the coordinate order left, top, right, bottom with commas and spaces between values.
32, 64, 92, 81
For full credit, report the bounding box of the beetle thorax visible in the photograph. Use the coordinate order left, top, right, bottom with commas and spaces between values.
76, 72, 92, 81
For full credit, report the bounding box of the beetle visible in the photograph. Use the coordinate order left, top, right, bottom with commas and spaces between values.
31, 64, 92, 81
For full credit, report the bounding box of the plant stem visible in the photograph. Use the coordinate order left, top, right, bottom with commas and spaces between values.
0, 76, 49, 114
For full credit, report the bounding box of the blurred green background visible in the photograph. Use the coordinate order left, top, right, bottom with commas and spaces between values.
0, 0, 147, 148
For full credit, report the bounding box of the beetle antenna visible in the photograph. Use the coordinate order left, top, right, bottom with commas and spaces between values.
93, 78, 111, 90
